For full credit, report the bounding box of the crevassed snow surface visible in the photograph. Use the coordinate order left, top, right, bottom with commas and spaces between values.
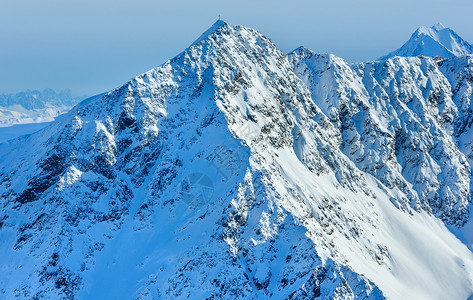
1, 21, 473, 299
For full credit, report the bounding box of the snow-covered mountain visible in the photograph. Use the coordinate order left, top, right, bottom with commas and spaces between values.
0, 89, 84, 127
1, 20, 473, 299
379, 23, 473, 60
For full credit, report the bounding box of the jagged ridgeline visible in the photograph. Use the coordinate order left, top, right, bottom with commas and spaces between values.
1, 20, 473, 299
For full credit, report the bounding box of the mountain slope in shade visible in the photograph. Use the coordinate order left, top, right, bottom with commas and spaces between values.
1, 21, 473, 299
379, 23, 473, 60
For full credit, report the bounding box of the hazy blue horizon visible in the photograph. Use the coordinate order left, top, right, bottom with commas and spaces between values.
1, 0, 472, 96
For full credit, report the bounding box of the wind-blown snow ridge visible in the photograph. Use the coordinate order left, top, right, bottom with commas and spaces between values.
1, 21, 473, 300
379, 23, 473, 60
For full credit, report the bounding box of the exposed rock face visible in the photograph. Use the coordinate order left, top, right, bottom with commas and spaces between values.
1, 21, 473, 299
290, 47, 471, 226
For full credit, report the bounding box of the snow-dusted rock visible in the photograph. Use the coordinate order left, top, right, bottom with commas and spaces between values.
1, 21, 473, 299
290, 47, 470, 226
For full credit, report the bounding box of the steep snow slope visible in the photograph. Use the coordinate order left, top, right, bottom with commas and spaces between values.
1, 21, 473, 299
380, 23, 473, 60
290, 46, 473, 297
0, 122, 53, 143
290, 47, 470, 226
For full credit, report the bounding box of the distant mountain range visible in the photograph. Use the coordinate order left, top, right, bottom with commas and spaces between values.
1, 21, 473, 299
0, 89, 86, 127
380, 22, 473, 60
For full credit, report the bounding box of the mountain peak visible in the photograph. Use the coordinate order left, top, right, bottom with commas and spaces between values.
190, 19, 229, 46
291, 46, 312, 55
415, 22, 448, 36
3, 20, 473, 300
432, 22, 446, 31
379, 23, 473, 60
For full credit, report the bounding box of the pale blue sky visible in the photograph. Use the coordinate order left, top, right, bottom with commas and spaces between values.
1, 0, 472, 96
